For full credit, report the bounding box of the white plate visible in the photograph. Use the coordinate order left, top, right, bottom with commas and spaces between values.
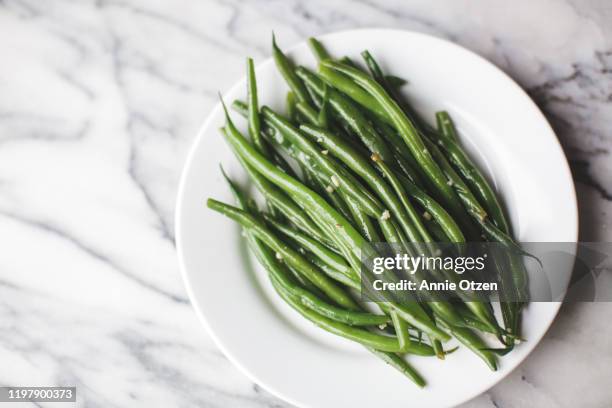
176, 29, 578, 408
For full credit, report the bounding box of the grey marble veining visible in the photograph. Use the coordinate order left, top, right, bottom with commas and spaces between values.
1, 0, 611, 407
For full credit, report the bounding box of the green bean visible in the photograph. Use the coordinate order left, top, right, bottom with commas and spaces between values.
231, 100, 301, 181
361, 50, 435, 135
381, 161, 497, 335
261, 122, 361, 225
424, 217, 451, 243
377, 156, 498, 332
432, 115, 529, 313
384, 74, 408, 89
345, 194, 383, 242
295, 101, 320, 125
286, 262, 329, 298
296, 66, 394, 162
225, 68, 482, 340
318, 177, 355, 222
306, 252, 360, 289
368, 348, 425, 388
320, 60, 465, 218
246, 57, 264, 151
373, 118, 425, 185
301, 165, 354, 224
228, 138, 334, 247
374, 216, 466, 330
273, 276, 435, 354
422, 136, 487, 222
456, 305, 503, 336
300, 124, 426, 244
307, 37, 331, 61
286, 91, 297, 122
290, 101, 386, 244
229, 167, 428, 382
369, 153, 432, 242
230, 200, 388, 327
272, 34, 311, 104
219, 164, 249, 210
396, 174, 465, 243
208, 198, 359, 310
318, 64, 390, 122
222, 103, 372, 262
268, 266, 387, 326
295, 100, 350, 140
207, 37, 533, 386
437, 319, 498, 371
264, 215, 351, 275
429, 335, 445, 360
435, 111, 458, 143
424, 130, 528, 321
317, 85, 330, 128
372, 289, 453, 343
434, 111, 509, 233
261, 106, 383, 218
339, 56, 359, 68
480, 221, 529, 305
390, 310, 411, 352
221, 166, 328, 297
378, 213, 407, 246
353, 218, 449, 341
360, 50, 393, 94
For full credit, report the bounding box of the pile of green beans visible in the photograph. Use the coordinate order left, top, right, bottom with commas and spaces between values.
207, 35, 528, 387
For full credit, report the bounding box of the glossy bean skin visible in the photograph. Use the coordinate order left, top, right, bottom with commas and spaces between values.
264, 214, 351, 276
368, 347, 426, 387
395, 174, 465, 244
433, 112, 529, 328
245, 109, 461, 335
438, 319, 498, 371
318, 64, 391, 122
267, 258, 388, 327
205, 36, 531, 376
307, 37, 331, 61
373, 156, 494, 329
372, 118, 426, 187
272, 276, 434, 354
361, 50, 435, 135
390, 310, 412, 352
222, 170, 385, 326
433, 112, 509, 233
246, 58, 265, 152
422, 136, 488, 223
272, 35, 311, 104
300, 123, 475, 325
319, 60, 466, 219
300, 123, 426, 244
345, 194, 383, 243
296, 66, 394, 162
262, 106, 383, 218
232, 100, 301, 181
208, 198, 358, 310
229, 139, 335, 248
221, 118, 450, 341
436, 111, 458, 143
222, 170, 431, 386
222, 102, 372, 270
424, 126, 528, 336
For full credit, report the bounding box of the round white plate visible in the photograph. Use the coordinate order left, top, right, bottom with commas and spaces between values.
176, 29, 578, 408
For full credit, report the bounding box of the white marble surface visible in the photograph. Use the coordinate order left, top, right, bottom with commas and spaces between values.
1, 0, 611, 407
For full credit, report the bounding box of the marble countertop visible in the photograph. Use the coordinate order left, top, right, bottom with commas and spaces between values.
1, 0, 611, 406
